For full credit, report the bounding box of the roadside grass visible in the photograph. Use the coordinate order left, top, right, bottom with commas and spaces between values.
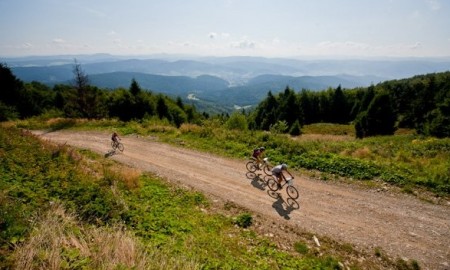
12, 117, 450, 198
167, 122, 449, 198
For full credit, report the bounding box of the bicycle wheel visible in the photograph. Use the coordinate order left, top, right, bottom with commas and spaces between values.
286, 198, 300, 209
111, 141, 117, 150
286, 186, 299, 199
263, 164, 273, 176
262, 175, 272, 185
246, 160, 257, 172
117, 143, 124, 152
267, 177, 280, 191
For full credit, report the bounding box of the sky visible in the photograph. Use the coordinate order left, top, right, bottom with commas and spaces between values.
1, 0, 449, 58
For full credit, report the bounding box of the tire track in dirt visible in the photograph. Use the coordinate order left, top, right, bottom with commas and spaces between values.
34, 130, 450, 269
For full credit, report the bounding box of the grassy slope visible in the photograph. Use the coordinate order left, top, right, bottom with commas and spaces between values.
1, 125, 380, 269
4, 118, 445, 268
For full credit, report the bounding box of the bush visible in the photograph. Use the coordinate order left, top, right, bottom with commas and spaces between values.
294, 242, 309, 254
270, 120, 288, 134
234, 213, 252, 228
289, 120, 302, 136
225, 112, 248, 131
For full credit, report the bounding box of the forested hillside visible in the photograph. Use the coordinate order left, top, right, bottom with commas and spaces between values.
251, 72, 450, 138
1, 62, 449, 138
0, 62, 206, 126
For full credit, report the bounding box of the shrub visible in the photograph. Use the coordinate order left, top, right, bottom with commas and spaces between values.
234, 213, 252, 228
294, 242, 309, 254
289, 120, 302, 136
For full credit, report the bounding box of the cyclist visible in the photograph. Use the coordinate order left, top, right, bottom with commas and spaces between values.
272, 163, 293, 189
252, 147, 265, 169
111, 132, 121, 146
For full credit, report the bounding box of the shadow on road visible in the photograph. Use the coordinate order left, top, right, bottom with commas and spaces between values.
245, 171, 300, 219
271, 193, 300, 220
104, 150, 117, 158
247, 173, 267, 190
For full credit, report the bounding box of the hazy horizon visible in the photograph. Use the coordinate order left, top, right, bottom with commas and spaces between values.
1, 0, 450, 59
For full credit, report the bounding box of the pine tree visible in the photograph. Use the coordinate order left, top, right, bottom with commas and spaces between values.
129, 78, 142, 96
365, 93, 397, 136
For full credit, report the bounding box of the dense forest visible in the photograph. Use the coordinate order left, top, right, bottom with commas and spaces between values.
250, 72, 450, 138
1, 61, 449, 138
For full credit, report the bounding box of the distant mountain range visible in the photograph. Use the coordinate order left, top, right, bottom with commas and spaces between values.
4, 54, 450, 110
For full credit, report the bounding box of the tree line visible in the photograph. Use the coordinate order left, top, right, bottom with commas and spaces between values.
248, 72, 450, 138
1, 61, 449, 138
0, 61, 205, 127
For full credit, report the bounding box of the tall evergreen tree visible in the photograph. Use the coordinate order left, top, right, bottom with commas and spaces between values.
330, 85, 349, 124
425, 97, 450, 138
359, 84, 375, 115
156, 95, 169, 120
299, 89, 313, 124
350, 88, 366, 119
71, 60, 105, 118
358, 92, 397, 137
129, 78, 142, 96
0, 63, 23, 107
253, 91, 278, 130
278, 87, 300, 128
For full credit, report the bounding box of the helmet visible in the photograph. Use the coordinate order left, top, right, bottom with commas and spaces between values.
259, 147, 265, 151
281, 163, 288, 170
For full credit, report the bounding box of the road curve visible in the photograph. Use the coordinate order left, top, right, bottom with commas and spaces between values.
33, 130, 450, 269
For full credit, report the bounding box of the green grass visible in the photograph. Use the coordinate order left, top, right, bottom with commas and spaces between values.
173, 122, 449, 196
2, 119, 427, 268
1, 125, 359, 269
12, 117, 450, 197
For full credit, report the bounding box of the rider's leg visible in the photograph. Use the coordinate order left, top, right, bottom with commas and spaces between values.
275, 174, 282, 189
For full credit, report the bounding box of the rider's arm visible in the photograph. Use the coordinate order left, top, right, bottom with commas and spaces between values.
287, 170, 294, 178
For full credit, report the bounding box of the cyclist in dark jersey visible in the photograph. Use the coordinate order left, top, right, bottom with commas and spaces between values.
252, 147, 265, 169
111, 132, 120, 144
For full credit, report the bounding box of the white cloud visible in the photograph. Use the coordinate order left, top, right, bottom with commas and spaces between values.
52, 38, 66, 44
231, 38, 256, 50
209, 32, 230, 40
408, 42, 422, 50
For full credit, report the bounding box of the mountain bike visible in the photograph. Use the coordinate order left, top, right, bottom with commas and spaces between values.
111, 140, 124, 152
246, 157, 272, 175
267, 174, 299, 199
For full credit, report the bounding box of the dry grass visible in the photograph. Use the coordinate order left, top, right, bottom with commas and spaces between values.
292, 134, 354, 142
12, 203, 150, 270
146, 125, 178, 134
104, 165, 142, 190
350, 147, 373, 159
12, 203, 201, 270
179, 123, 203, 134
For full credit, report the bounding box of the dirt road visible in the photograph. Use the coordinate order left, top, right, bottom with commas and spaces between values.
34, 130, 449, 269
